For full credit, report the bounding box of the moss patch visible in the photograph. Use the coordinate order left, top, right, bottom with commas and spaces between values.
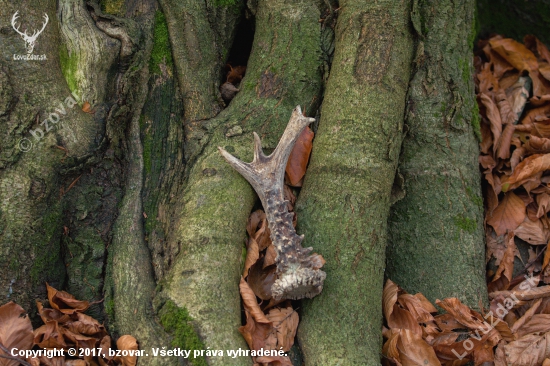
453, 214, 477, 234
58, 44, 79, 96
150, 10, 173, 75
99, 0, 125, 16
159, 300, 207, 366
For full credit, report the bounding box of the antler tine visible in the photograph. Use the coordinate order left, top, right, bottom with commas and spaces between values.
252, 132, 266, 163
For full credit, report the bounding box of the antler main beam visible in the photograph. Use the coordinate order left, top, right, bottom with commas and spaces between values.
219, 106, 326, 300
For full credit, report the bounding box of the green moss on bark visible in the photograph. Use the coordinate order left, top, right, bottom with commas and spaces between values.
159, 301, 207, 366
58, 44, 79, 97
150, 11, 173, 75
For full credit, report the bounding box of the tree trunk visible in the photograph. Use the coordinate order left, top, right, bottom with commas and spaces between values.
295, 0, 415, 364
386, 0, 488, 309
0, 0, 103, 313
154, 1, 324, 364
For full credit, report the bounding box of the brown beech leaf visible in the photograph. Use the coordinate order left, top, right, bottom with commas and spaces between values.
239, 311, 274, 353
115, 335, 139, 366
285, 126, 314, 187
486, 231, 508, 265
496, 90, 518, 125
413, 293, 437, 314
511, 147, 527, 171
265, 306, 298, 352
239, 277, 270, 323
478, 62, 500, 94
33, 320, 66, 348
520, 104, 550, 126
524, 35, 550, 64
382, 329, 401, 364
511, 298, 542, 334
36, 301, 71, 325
226, 64, 246, 84
435, 298, 501, 346
516, 314, 550, 338
46, 283, 89, 314
541, 64, 550, 82
490, 50, 515, 78
515, 217, 550, 245
503, 154, 550, 191
243, 237, 260, 278
434, 313, 463, 332
526, 135, 550, 154
480, 121, 493, 154
504, 333, 550, 365
247, 210, 265, 238
247, 260, 276, 301
387, 303, 423, 336
383, 280, 400, 321
488, 232, 517, 292
479, 93, 503, 149
496, 123, 515, 159
395, 329, 440, 366
487, 192, 526, 235
534, 120, 550, 138
431, 331, 472, 363
254, 216, 272, 251
397, 294, 435, 323
489, 38, 539, 72
0, 302, 33, 366
66, 312, 107, 337
263, 245, 277, 268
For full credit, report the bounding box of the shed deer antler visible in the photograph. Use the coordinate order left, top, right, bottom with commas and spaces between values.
218, 106, 326, 300
12, 11, 49, 54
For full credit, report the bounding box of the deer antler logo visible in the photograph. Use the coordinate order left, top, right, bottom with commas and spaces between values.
11, 11, 49, 54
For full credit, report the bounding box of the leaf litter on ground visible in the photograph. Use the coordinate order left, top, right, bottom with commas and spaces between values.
0, 284, 137, 366
383, 34, 550, 366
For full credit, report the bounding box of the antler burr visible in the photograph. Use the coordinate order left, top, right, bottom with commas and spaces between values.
219, 106, 326, 300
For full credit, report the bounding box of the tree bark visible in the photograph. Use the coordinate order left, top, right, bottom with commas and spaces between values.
154, 0, 323, 364
295, 1, 414, 364
0, 0, 102, 313
386, 0, 488, 309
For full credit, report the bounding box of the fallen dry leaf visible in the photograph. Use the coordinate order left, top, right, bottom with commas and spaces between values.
115, 335, 138, 366
488, 232, 517, 292
285, 126, 314, 187
487, 192, 526, 235
46, 283, 89, 314
504, 333, 550, 365
0, 302, 33, 366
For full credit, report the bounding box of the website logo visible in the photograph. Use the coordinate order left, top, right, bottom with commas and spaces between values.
11, 11, 48, 61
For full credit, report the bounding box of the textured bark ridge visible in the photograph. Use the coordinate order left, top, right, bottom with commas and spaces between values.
219, 106, 326, 300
